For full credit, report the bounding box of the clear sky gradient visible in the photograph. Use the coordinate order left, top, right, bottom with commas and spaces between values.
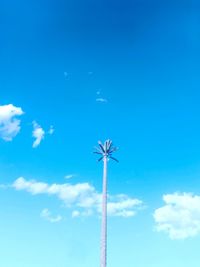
1, 0, 200, 266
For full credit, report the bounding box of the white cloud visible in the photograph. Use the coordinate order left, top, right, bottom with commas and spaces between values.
12, 177, 143, 218
65, 174, 75, 180
0, 104, 24, 141
72, 210, 81, 218
154, 192, 200, 239
95, 90, 108, 103
72, 209, 93, 218
32, 121, 45, 148
107, 195, 142, 217
96, 98, 108, 103
40, 208, 62, 223
13, 177, 96, 206
13, 177, 48, 194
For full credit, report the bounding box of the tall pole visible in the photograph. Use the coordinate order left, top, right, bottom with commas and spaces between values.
94, 140, 118, 267
101, 156, 108, 267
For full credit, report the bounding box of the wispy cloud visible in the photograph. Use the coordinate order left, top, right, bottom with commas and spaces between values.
96, 98, 108, 103
72, 209, 93, 218
154, 192, 200, 239
12, 177, 143, 218
40, 208, 62, 223
95, 90, 108, 103
0, 104, 24, 141
64, 174, 76, 180
32, 121, 45, 148
48, 125, 54, 135
72, 210, 81, 218
107, 194, 141, 217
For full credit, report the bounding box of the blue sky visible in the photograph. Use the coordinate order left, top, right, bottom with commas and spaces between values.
1, 0, 200, 266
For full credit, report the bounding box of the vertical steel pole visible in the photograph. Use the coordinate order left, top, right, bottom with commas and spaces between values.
101, 156, 108, 267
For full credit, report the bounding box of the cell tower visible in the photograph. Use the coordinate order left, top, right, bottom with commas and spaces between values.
94, 140, 118, 267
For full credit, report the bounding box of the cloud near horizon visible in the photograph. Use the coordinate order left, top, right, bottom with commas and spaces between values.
0, 104, 24, 141
154, 192, 200, 239
12, 177, 143, 218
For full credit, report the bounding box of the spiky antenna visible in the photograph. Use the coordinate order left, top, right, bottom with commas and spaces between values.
94, 140, 118, 267
94, 139, 119, 162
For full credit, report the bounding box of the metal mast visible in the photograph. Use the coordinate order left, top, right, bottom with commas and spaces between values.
94, 140, 118, 267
